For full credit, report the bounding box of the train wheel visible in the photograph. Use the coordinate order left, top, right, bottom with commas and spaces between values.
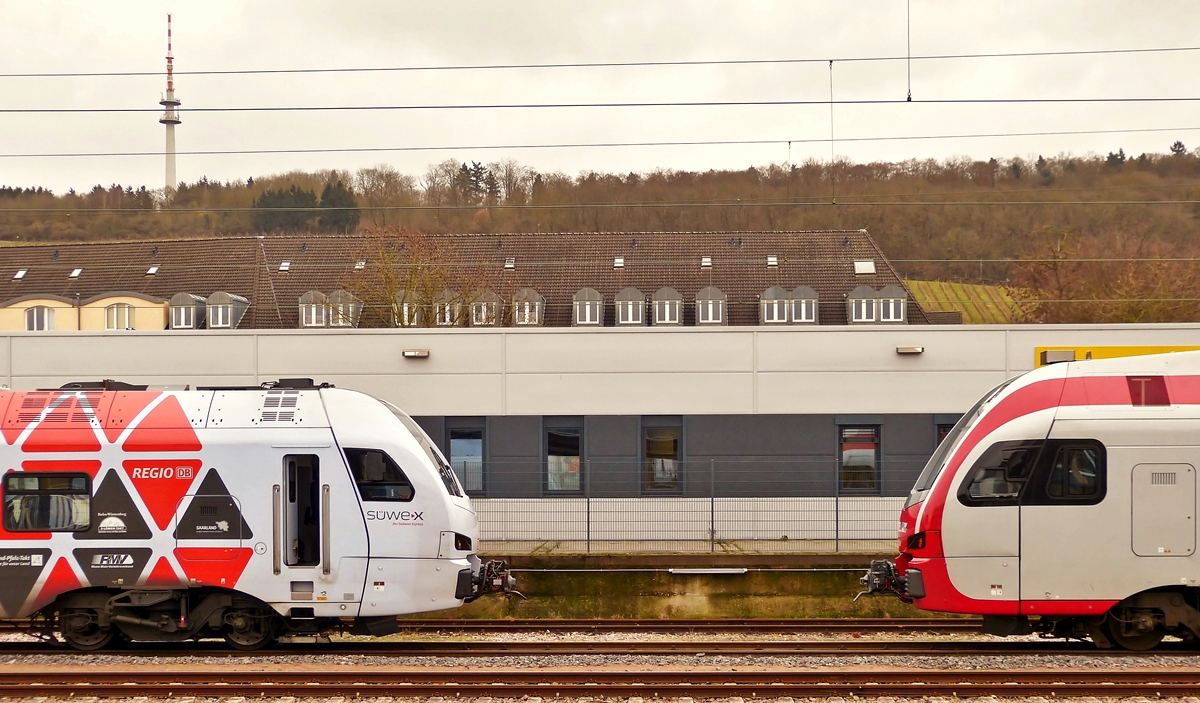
60, 609, 115, 651
223, 609, 277, 651
1103, 610, 1165, 651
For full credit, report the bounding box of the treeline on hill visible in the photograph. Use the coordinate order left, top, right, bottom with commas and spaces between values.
3, 145, 1200, 322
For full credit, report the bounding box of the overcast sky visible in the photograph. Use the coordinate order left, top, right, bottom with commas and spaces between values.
1, 1, 1198, 194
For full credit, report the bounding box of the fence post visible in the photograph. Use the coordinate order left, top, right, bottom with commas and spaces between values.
834, 494, 840, 553
709, 458, 716, 553
585, 458, 591, 554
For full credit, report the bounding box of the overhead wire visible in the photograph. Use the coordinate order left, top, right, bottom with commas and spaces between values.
3, 45, 1199, 78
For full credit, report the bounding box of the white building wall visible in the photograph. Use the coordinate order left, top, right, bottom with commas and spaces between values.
0, 324, 1198, 416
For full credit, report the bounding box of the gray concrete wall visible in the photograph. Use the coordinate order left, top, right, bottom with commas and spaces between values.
5, 323, 1200, 416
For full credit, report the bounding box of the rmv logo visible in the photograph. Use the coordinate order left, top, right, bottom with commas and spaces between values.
366, 510, 424, 522
130, 466, 194, 480
91, 554, 135, 567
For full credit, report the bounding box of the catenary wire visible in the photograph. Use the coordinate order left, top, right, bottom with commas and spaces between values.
8, 97, 1200, 113
4, 125, 1199, 159
3, 45, 1200, 78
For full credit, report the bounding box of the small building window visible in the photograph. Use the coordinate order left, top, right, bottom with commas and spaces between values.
793, 299, 817, 323
696, 286, 727, 325
652, 287, 683, 326
880, 298, 905, 322
171, 305, 194, 329
105, 303, 134, 330
546, 426, 582, 493
839, 426, 880, 493
572, 288, 603, 326
512, 288, 545, 327
3, 473, 90, 531
25, 306, 54, 331
616, 288, 645, 326
762, 299, 788, 324
643, 426, 681, 493
299, 290, 328, 328
344, 448, 414, 502
398, 301, 420, 327
936, 424, 957, 446
328, 290, 362, 328
472, 299, 499, 326
851, 298, 875, 323
209, 305, 231, 329
435, 302, 461, 326
449, 428, 485, 494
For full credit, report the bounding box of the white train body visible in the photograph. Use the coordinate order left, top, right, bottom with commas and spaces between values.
865, 351, 1200, 648
0, 381, 507, 648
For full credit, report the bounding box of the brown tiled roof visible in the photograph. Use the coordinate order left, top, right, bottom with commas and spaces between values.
0, 230, 931, 327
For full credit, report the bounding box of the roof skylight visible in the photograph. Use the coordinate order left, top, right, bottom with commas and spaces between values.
766, 255, 778, 267
69, 268, 82, 279
13, 269, 26, 280
504, 257, 515, 270
700, 256, 713, 268
279, 261, 291, 272
614, 257, 625, 269
853, 260, 876, 275
354, 260, 366, 270
146, 265, 159, 276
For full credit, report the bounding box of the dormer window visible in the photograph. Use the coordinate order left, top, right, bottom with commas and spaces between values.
328, 289, 362, 328
791, 285, 819, 324
696, 286, 727, 325
434, 290, 462, 327
168, 292, 206, 330
615, 287, 645, 326
652, 287, 683, 326
105, 303, 134, 330
878, 285, 909, 323
511, 288, 544, 326
206, 291, 249, 329
760, 286, 789, 325
298, 290, 328, 328
848, 285, 878, 323
470, 291, 501, 327
572, 288, 603, 326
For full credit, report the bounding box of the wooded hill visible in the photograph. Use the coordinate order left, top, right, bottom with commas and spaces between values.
3, 146, 1200, 322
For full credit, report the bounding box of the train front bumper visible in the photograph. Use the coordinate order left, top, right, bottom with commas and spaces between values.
855, 558, 923, 603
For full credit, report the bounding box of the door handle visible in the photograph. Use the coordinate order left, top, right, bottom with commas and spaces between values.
272, 484, 281, 575
321, 484, 331, 576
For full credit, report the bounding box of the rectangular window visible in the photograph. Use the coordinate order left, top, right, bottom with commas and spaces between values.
546, 427, 582, 492
105, 304, 134, 330
209, 305, 231, 329
643, 426, 681, 493
515, 302, 540, 326
851, 299, 876, 322
329, 304, 354, 327
839, 426, 880, 493
618, 300, 643, 325
792, 299, 816, 323
171, 305, 194, 329
300, 304, 326, 327
472, 302, 498, 326
698, 299, 723, 324
936, 423, 956, 446
449, 429, 485, 494
400, 302, 418, 327
284, 454, 321, 567
25, 306, 54, 331
574, 301, 601, 325
435, 303, 459, 326
655, 300, 679, 324
762, 299, 788, 323
1046, 446, 1101, 498
880, 298, 905, 322
3, 473, 90, 532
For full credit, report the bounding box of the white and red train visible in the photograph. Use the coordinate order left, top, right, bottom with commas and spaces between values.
860, 350, 1200, 649
0, 379, 514, 649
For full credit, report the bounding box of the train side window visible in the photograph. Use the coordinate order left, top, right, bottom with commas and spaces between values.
1022, 440, 1107, 505
3, 472, 90, 532
345, 448, 414, 502
958, 440, 1043, 506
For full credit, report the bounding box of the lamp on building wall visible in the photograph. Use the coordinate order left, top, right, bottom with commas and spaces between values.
402, 349, 430, 359
895, 346, 924, 355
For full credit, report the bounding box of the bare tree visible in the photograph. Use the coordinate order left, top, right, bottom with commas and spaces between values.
355, 165, 417, 227
338, 226, 501, 327
488, 159, 534, 204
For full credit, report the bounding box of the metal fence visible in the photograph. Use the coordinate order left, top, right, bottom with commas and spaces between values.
464, 458, 906, 555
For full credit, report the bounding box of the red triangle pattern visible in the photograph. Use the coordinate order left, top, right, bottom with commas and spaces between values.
144, 556, 185, 587
122, 396, 202, 452
173, 547, 254, 588
4, 392, 60, 447
20, 460, 102, 480
104, 392, 162, 444
29, 557, 82, 613
123, 459, 203, 530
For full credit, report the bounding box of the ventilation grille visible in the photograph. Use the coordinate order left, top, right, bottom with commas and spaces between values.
259, 411, 296, 423
1152, 472, 1178, 486
259, 390, 300, 423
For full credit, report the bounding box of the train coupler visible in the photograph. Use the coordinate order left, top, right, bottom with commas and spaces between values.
854, 559, 913, 603
458, 559, 526, 603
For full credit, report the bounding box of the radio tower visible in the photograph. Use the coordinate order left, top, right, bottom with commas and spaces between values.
159, 14, 181, 192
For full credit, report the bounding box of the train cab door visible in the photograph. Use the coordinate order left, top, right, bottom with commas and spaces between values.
276, 454, 368, 610
1019, 438, 1110, 611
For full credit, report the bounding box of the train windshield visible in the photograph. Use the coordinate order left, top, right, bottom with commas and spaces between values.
380, 400, 465, 498
907, 377, 1019, 507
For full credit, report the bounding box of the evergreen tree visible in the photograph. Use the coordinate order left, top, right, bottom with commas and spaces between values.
318, 180, 361, 233
251, 185, 318, 231
1171, 141, 1188, 156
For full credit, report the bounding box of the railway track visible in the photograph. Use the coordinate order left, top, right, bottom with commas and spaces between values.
1, 668, 1200, 697
0, 638, 1196, 657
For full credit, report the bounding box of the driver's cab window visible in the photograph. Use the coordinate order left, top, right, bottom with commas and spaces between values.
1047, 446, 1100, 498
345, 448, 414, 502
959, 440, 1042, 505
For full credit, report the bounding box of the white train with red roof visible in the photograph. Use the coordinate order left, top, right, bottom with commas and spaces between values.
0, 378, 516, 650
859, 350, 1200, 650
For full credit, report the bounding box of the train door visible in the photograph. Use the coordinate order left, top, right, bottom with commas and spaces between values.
277, 454, 368, 609
1019, 439, 1111, 607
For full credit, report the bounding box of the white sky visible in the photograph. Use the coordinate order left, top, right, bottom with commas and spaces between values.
0, 0, 1198, 193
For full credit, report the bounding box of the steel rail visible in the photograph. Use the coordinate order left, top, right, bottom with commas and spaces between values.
2, 669, 1200, 697
0, 638, 1193, 657
390, 617, 982, 632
